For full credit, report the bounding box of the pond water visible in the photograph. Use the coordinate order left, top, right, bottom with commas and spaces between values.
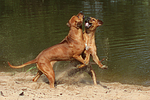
0, 0, 150, 86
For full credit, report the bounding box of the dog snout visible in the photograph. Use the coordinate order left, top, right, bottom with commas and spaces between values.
87, 17, 91, 21
80, 11, 85, 19
85, 17, 90, 23
77, 11, 85, 20
79, 11, 83, 14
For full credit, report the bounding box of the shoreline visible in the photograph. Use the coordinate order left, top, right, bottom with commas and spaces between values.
0, 72, 150, 100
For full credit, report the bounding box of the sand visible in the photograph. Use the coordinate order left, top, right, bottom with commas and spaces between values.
0, 71, 150, 100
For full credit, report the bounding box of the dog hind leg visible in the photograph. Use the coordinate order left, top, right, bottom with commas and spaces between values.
32, 70, 43, 82
86, 64, 97, 85
37, 62, 55, 88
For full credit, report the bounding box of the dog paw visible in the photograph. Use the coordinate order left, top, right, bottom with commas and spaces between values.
84, 61, 89, 65
101, 65, 108, 69
77, 64, 85, 68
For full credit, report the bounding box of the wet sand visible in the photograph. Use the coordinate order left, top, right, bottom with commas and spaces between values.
0, 72, 150, 100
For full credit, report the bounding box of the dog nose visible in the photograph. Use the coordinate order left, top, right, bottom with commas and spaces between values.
87, 17, 90, 21
79, 11, 83, 14
85, 17, 90, 23
78, 11, 85, 19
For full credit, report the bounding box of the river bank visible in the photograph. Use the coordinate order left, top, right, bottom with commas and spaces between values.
0, 72, 150, 100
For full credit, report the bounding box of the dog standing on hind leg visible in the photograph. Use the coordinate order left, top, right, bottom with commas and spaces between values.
8, 12, 87, 88
70, 17, 108, 85
79, 17, 108, 69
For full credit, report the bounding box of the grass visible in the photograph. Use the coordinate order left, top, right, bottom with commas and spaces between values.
26, 66, 36, 73
19, 61, 37, 73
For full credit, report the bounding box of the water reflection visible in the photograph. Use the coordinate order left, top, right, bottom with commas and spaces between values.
0, 0, 149, 86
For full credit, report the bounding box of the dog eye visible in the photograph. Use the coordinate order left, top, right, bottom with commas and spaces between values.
92, 19, 95, 21
77, 16, 79, 18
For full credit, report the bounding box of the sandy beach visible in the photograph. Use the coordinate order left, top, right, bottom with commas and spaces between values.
0, 71, 150, 100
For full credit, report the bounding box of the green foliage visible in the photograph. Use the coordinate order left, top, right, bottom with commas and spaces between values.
26, 66, 36, 73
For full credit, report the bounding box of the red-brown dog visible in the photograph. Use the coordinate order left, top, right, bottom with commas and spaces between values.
8, 12, 87, 88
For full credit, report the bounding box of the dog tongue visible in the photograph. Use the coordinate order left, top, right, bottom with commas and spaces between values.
85, 22, 89, 27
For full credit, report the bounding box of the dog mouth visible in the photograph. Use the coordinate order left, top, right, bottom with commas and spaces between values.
77, 21, 83, 28
85, 20, 92, 29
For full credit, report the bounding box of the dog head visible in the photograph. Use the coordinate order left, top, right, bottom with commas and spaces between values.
67, 11, 84, 29
85, 17, 103, 31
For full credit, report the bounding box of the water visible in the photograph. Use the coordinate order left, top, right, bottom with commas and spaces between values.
0, 0, 150, 86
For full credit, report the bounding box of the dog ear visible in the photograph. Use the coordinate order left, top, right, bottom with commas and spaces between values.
66, 22, 71, 27
97, 19, 103, 26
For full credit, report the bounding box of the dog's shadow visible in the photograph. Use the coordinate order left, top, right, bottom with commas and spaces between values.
42, 65, 108, 89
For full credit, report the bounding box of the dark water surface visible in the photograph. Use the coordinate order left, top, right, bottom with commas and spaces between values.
0, 0, 150, 86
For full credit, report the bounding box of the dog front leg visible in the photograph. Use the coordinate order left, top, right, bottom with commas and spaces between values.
92, 52, 108, 69
77, 50, 90, 68
83, 50, 90, 64
88, 65, 97, 85
32, 70, 43, 82
73, 55, 87, 65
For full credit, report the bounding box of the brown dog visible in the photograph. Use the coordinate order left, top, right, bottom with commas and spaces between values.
74, 17, 108, 85
8, 12, 87, 88
79, 17, 108, 69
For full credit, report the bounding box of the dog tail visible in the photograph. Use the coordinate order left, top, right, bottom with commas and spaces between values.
8, 59, 37, 69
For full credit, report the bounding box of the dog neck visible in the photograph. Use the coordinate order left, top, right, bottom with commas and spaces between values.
84, 29, 96, 49
85, 29, 96, 39
69, 27, 82, 34
71, 25, 82, 30
69, 27, 83, 40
